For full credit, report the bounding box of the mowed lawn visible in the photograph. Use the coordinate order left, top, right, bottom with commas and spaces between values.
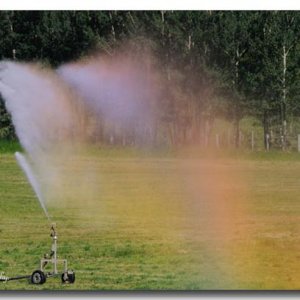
0, 151, 300, 290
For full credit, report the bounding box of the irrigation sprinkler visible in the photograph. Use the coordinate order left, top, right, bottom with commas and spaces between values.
0, 223, 75, 285
0, 152, 75, 285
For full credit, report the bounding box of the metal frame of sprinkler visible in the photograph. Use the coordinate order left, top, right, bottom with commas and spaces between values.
0, 223, 75, 285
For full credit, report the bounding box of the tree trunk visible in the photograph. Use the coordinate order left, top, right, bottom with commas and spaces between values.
187, 34, 192, 51
233, 48, 242, 148
161, 11, 165, 36
7, 13, 16, 60
234, 117, 240, 148
109, 12, 116, 42
263, 110, 270, 150
281, 44, 288, 150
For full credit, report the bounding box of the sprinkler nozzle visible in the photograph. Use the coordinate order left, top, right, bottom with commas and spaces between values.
50, 223, 57, 238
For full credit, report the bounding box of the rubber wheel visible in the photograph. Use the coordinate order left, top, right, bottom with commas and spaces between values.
31, 270, 46, 284
62, 270, 75, 284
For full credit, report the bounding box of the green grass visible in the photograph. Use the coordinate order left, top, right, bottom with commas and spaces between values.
0, 151, 300, 290
0, 140, 21, 153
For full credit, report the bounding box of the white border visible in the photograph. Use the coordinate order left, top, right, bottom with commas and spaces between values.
0, 0, 300, 10
0, 295, 298, 300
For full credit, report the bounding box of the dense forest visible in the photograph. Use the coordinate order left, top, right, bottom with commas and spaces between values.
0, 11, 300, 150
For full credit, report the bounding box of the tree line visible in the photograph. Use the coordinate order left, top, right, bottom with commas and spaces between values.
0, 11, 300, 150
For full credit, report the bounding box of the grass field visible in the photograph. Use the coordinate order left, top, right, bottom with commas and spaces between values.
1, 147, 300, 290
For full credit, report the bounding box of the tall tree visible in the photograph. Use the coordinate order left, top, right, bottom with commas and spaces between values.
244, 12, 300, 150
209, 11, 258, 147
274, 11, 300, 149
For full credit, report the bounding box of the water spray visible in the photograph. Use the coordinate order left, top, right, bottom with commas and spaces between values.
0, 57, 156, 286
15, 151, 50, 221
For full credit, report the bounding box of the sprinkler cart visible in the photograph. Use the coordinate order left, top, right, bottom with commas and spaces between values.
0, 223, 75, 285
